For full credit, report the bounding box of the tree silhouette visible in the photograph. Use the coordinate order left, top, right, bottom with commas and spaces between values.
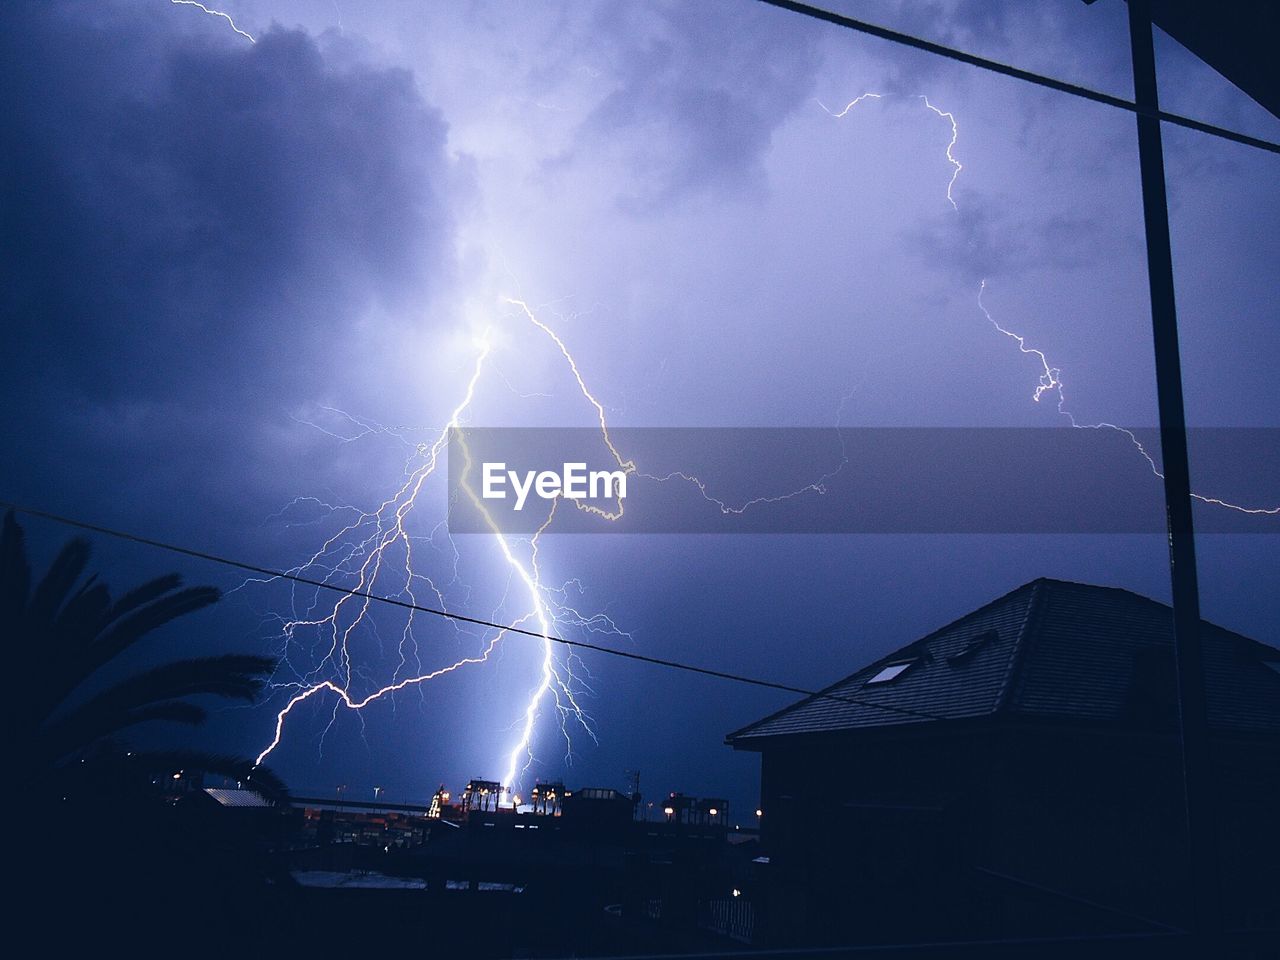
3, 510, 286, 799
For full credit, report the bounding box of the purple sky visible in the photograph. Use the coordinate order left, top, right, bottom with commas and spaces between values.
3, 0, 1277, 812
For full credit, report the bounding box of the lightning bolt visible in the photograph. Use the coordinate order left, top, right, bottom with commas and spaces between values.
919, 95, 962, 211
254, 301, 623, 797
818, 92, 962, 210
822, 89, 1270, 514
169, 0, 256, 43
502, 297, 636, 522
816, 92, 883, 117
252, 80, 1270, 801
254, 287, 838, 793
636, 392, 859, 515
978, 280, 1278, 516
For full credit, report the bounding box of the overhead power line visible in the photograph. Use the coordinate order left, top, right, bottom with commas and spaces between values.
1, 500, 944, 725
757, 0, 1280, 156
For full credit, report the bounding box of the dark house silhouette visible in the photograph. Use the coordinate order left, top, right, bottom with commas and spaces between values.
727, 578, 1280, 948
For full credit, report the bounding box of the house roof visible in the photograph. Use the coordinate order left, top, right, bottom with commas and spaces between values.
726, 578, 1280, 746
203, 787, 274, 807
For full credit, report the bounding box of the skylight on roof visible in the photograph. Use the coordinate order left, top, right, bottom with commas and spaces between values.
865, 662, 913, 685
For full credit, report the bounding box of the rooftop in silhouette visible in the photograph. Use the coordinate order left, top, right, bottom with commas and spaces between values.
727, 577, 1280, 746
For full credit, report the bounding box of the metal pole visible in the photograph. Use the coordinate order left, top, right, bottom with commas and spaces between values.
1126, 0, 1220, 945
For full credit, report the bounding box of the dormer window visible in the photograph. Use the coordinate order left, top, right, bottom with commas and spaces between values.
948, 629, 998, 664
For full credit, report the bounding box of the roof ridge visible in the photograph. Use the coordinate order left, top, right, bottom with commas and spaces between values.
726, 579, 1280, 744
994, 578, 1046, 714
861, 578, 1044, 669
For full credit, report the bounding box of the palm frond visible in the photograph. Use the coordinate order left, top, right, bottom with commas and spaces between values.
55, 580, 112, 647
41, 654, 273, 757
66, 650, 272, 715
4, 513, 293, 801
41, 700, 208, 759
28, 535, 92, 627
104, 573, 183, 625
0, 511, 32, 625
66, 586, 223, 693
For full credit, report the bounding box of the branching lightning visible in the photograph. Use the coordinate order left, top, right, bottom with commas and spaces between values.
637, 392, 859, 516
977, 281, 1279, 515
821, 90, 1272, 515
250, 74, 1270, 802
253, 302, 624, 797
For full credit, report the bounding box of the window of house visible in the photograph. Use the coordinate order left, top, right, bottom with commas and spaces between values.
948, 629, 998, 664
865, 662, 914, 685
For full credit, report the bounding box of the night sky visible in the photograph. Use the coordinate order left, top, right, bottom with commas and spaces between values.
3, 0, 1277, 814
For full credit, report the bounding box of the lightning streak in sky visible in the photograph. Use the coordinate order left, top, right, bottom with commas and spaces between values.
816, 92, 883, 117
169, 0, 256, 43
977, 281, 1279, 515
255, 302, 618, 795
919, 95, 962, 210
255, 81, 1270, 797
822, 91, 1272, 514
819, 92, 962, 209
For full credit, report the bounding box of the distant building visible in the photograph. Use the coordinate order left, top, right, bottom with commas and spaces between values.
401, 782, 747, 952
727, 578, 1280, 947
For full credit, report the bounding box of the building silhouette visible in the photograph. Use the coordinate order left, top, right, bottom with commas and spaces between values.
727, 578, 1280, 948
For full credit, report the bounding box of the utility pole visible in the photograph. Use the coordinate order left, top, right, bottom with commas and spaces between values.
1125, 0, 1220, 947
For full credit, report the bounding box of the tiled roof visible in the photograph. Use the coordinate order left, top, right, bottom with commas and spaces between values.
726, 578, 1280, 744
204, 787, 273, 807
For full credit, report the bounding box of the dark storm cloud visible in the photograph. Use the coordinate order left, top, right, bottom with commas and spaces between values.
0, 1, 459, 524
556, 1, 822, 209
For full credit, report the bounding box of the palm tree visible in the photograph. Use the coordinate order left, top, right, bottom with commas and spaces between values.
3, 510, 287, 800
